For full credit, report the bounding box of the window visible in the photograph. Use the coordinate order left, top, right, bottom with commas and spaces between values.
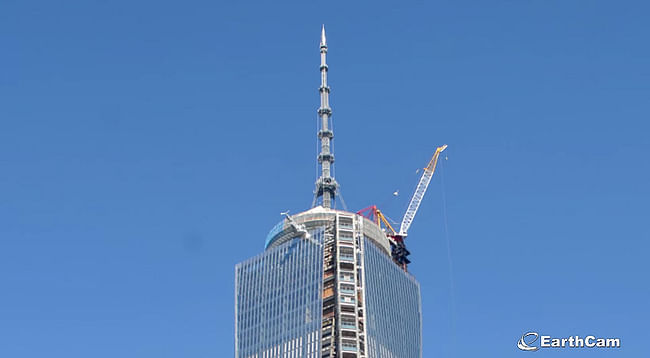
339, 217, 353, 229
341, 315, 356, 329
340, 283, 355, 293
342, 339, 357, 351
340, 247, 354, 261
339, 272, 354, 282
339, 230, 354, 242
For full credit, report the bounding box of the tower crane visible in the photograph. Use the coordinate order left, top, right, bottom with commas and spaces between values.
358, 144, 447, 270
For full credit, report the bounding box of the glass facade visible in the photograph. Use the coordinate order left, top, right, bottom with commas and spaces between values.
236, 211, 423, 358
363, 237, 422, 358
235, 231, 324, 358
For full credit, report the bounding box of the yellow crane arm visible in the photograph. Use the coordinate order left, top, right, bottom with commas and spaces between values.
376, 209, 397, 237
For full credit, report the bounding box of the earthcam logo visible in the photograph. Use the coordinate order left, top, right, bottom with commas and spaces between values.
518, 332, 621, 351
518, 332, 540, 351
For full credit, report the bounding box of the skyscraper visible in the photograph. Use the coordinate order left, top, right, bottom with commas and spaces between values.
235, 27, 422, 358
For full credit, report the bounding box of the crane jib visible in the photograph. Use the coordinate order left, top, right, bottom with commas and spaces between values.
398, 145, 447, 236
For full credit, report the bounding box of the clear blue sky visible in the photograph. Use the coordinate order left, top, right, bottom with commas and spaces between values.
1, 0, 648, 357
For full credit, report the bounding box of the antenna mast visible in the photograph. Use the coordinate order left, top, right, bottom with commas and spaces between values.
314, 25, 338, 208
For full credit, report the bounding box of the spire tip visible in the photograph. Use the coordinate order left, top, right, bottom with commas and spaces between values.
320, 25, 327, 47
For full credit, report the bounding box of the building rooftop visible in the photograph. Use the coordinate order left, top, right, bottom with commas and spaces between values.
265, 206, 392, 255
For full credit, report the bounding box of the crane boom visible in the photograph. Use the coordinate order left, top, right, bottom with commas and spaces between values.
398, 144, 447, 236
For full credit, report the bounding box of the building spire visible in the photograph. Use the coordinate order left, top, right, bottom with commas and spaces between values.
314, 25, 338, 209
320, 24, 327, 47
